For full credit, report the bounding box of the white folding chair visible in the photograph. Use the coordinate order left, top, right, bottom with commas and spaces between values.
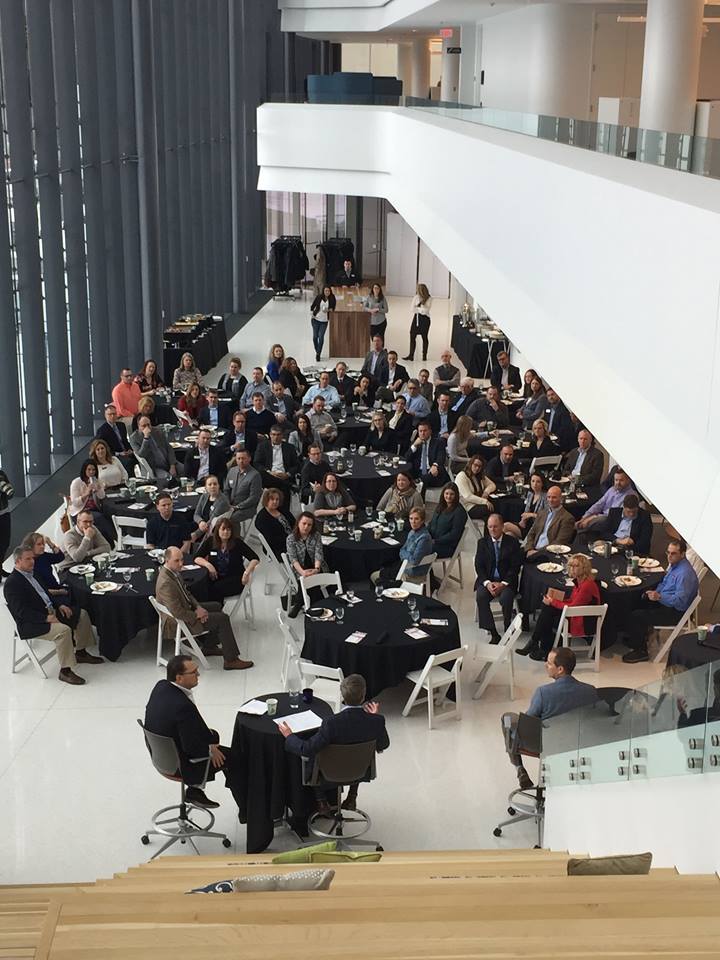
552, 603, 608, 672
402, 646, 467, 729
529, 455, 562, 474
473, 613, 523, 700
223, 587, 255, 630
300, 571, 343, 611
397, 552, 437, 596
254, 528, 292, 598
297, 658, 344, 713
113, 514, 148, 549
653, 593, 702, 664
433, 534, 465, 594
277, 609, 304, 689
4, 600, 56, 679
149, 597, 210, 669
133, 455, 155, 480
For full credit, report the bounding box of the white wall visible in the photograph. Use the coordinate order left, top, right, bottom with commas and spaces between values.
342, 42, 398, 75
257, 102, 720, 576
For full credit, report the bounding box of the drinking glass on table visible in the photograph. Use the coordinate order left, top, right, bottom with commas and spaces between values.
122, 570, 132, 590
365, 505, 373, 521
346, 588, 355, 604
375, 584, 384, 602
408, 596, 417, 614
335, 605, 345, 625
350, 444, 357, 455
410, 607, 420, 625
610, 561, 620, 579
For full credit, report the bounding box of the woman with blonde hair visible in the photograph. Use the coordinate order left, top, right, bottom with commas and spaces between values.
527, 418, 558, 460
404, 282, 432, 362
517, 553, 601, 660
131, 394, 157, 433
266, 344, 285, 381
446, 415, 474, 474
172, 351, 204, 392
89, 438, 128, 488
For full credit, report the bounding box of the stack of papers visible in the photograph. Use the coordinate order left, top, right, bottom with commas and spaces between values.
238, 699, 268, 716
321, 536, 338, 546
405, 626, 429, 639
340, 593, 362, 605
128, 503, 146, 511
382, 537, 400, 546
272, 711, 323, 733
421, 618, 449, 627
376, 470, 391, 477
345, 631, 366, 644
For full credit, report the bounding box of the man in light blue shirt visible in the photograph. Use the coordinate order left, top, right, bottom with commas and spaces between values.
501, 647, 597, 789
240, 368, 272, 410
304, 371, 341, 408
576, 469, 635, 534
402, 379, 431, 421
622, 539, 699, 663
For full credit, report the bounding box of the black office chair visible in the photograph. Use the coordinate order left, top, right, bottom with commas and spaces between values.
137, 719, 232, 859
494, 713, 545, 848
302, 740, 381, 849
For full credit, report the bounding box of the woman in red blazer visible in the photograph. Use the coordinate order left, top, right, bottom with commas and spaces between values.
177, 382, 208, 426
517, 554, 601, 661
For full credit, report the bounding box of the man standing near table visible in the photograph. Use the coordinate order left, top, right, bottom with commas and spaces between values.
279, 673, 389, 815
525, 486, 576, 556
147, 493, 198, 554
575, 469, 636, 536
474, 513, 523, 643
490, 351, 521, 393
621, 539, 699, 663
144, 654, 233, 808
596, 494, 652, 556
155, 549, 253, 672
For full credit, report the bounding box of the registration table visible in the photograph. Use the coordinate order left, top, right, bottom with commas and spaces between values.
519, 548, 664, 646
228, 692, 333, 854
302, 590, 460, 699
64, 548, 208, 661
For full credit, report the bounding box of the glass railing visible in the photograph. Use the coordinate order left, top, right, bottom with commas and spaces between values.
542, 661, 720, 787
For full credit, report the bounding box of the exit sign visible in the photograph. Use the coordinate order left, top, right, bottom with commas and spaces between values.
439, 27, 453, 38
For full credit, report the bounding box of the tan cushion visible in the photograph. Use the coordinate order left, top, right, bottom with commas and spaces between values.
271, 841, 338, 864
309, 850, 382, 863
567, 852, 652, 876
231, 869, 334, 892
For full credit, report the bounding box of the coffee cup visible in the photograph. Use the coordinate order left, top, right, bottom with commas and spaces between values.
698, 626, 709, 644
145, 568, 155, 582
266, 698, 278, 717
373, 527, 383, 540
358, 446, 367, 456
353, 530, 362, 542
396, 519, 405, 531
84, 573, 94, 586
341, 447, 348, 457
378, 510, 386, 522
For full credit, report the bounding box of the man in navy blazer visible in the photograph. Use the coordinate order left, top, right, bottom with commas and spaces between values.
405, 421, 449, 488
474, 513, 523, 642
144, 654, 230, 808
279, 674, 389, 813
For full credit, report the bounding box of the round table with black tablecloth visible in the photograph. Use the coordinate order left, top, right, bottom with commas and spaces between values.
227, 692, 333, 854
334, 414, 375, 447
107, 489, 202, 523
488, 491, 525, 525
323, 526, 407, 583
325, 452, 406, 507
302, 590, 460, 699
519, 550, 663, 646
667, 629, 720, 672
65, 549, 208, 661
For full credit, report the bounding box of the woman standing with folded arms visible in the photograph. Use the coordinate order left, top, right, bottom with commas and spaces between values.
363, 283, 388, 343
309, 287, 336, 363
404, 283, 432, 362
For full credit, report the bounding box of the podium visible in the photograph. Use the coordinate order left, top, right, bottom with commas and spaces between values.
329, 287, 369, 359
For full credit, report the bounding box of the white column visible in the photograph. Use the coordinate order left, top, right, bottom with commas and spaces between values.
458, 22, 479, 105
440, 29, 460, 103
639, 0, 704, 135
397, 42, 412, 98
410, 37, 430, 100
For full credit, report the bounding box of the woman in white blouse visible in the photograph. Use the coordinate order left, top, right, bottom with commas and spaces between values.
403, 283, 432, 362
89, 438, 128, 488
309, 286, 336, 363
456, 455, 496, 521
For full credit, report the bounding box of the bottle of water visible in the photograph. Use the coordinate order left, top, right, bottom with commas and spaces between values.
288, 658, 302, 710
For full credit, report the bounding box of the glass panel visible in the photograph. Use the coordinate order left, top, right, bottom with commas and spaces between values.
702, 664, 720, 773
541, 710, 580, 789
629, 663, 711, 780
574, 687, 634, 785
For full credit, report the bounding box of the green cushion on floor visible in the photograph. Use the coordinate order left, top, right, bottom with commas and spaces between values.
271, 841, 338, 864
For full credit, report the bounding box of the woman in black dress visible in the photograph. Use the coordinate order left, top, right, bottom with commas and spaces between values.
194, 517, 260, 603
254, 487, 296, 560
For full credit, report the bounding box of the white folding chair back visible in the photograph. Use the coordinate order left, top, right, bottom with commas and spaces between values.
433, 531, 466, 595
149, 596, 210, 669
529, 455, 562, 475
112, 514, 148, 549
402, 645, 467, 729
553, 603, 608, 672
281, 553, 299, 596
223, 588, 255, 630
653, 593, 702, 664
297, 658, 344, 712
397, 552, 437, 596
300, 571, 343, 611
134, 455, 155, 480
277, 609, 304, 690
4, 600, 56, 679
400, 581, 424, 595
254, 528, 292, 598
473, 613, 523, 700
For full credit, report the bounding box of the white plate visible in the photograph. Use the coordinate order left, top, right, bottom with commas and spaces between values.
592, 544, 618, 555
546, 544, 571, 555
93, 553, 111, 563
148, 549, 165, 561
306, 608, 334, 621
383, 587, 409, 600
537, 562, 563, 574
69, 564, 94, 575
638, 557, 660, 569
615, 575, 642, 588
90, 581, 121, 593
483, 438, 500, 447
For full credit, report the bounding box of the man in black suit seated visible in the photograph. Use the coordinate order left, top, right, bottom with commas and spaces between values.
486, 444, 523, 486
596, 494, 652, 555
279, 673, 389, 814
253, 425, 299, 498
268, 380, 299, 433
329, 361, 356, 405
405, 421, 449, 488
474, 513, 523, 642
428, 391, 459, 439
449, 377, 478, 416
144, 654, 231, 809
96, 403, 134, 471
466, 385, 510, 428
543, 389, 576, 453
199, 388, 233, 430
185, 429, 228, 487
490, 350, 522, 392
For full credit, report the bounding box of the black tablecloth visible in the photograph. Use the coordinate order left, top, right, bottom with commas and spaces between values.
326, 452, 406, 507
107, 489, 201, 522
302, 591, 460, 698
450, 316, 508, 379
324, 526, 407, 583
163, 317, 228, 382
519, 551, 663, 646
667, 630, 720, 671
228, 692, 334, 854
65, 549, 208, 660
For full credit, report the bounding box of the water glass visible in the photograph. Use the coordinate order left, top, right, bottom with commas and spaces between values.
366, 505, 373, 521
336, 606, 345, 624
610, 562, 620, 579
350, 444, 357, 455
347, 589, 355, 603
375, 584, 384, 602
347, 457, 354, 470
289, 690, 301, 710
123, 571, 132, 589
387, 520, 396, 534
410, 608, 420, 625
266, 697, 278, 717
408, 596, 417, 613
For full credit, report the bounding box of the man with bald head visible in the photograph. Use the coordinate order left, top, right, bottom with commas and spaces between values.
563, 429, 604, 491
525, 485, 576, 556
474, 513, 523, 643
432, 350, 460, 396
450, 377, 478, 416
155, 547, 252, 671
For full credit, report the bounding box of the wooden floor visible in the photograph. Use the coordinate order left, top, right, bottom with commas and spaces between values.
2, 849, 719, 959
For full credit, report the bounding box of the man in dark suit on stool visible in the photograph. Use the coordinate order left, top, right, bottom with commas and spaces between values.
475, 513, 523, 643
144, 653, 231, 808
279, 674, 389, 815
